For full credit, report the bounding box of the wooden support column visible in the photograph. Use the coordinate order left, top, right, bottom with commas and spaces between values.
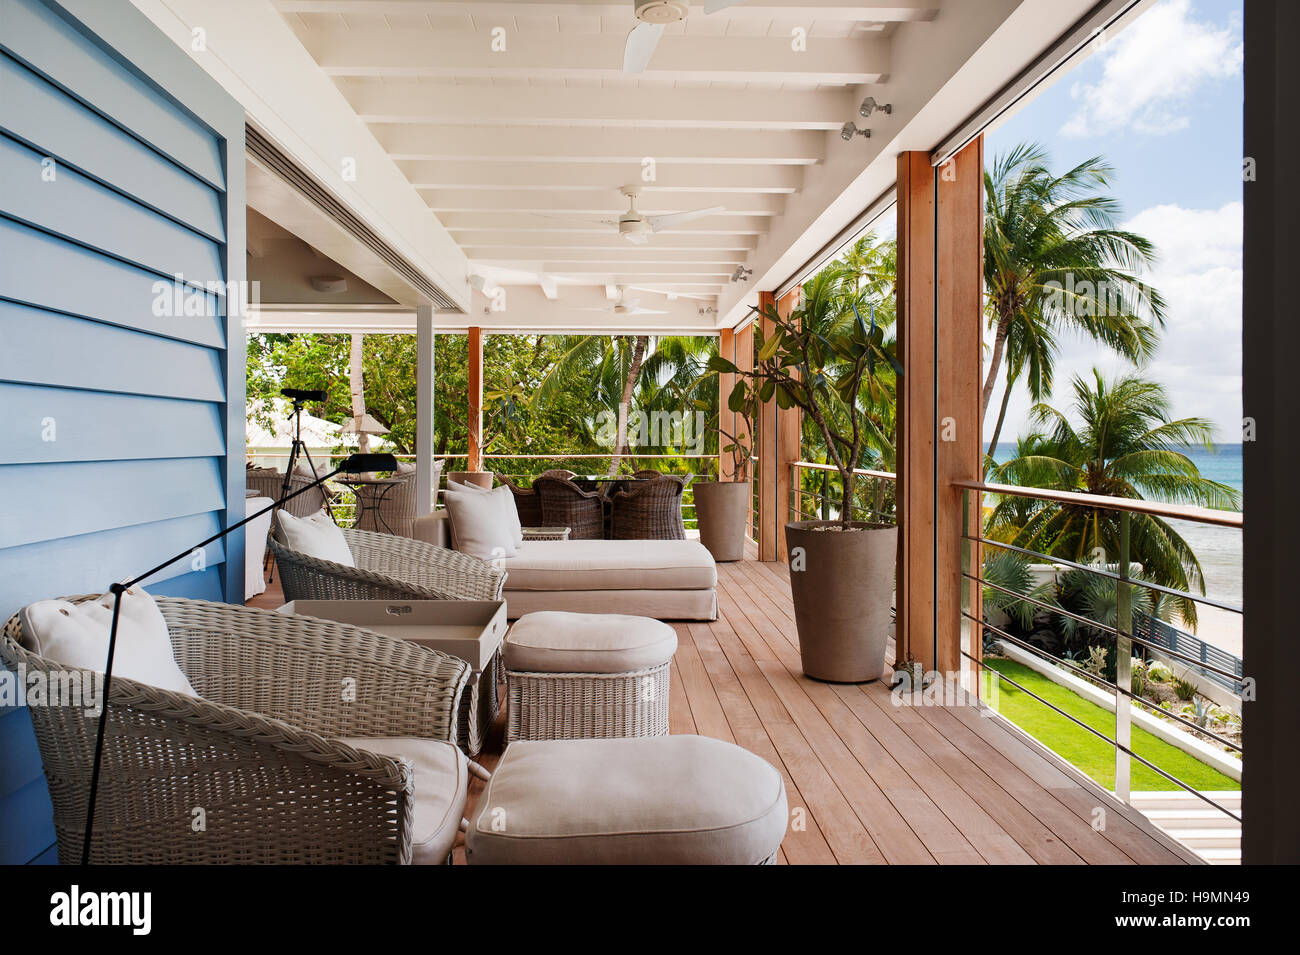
896, 140, 984, 674
934, 137, 985, 677
756, 291, 801, 561
718, 327, 736, 482
735, 320, 755, 538
467, 325, 483, 473
896, 152, 937, 670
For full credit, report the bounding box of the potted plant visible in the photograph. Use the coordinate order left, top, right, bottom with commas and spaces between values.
710, 292, 899, 683
692, 381, 758, 562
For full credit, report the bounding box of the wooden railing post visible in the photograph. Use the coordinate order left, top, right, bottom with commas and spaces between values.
735, 319, 755, 539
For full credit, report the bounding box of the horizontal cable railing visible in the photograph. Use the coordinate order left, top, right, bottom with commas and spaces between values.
789, 461, 897, 524
248, 451, 709, 528
956, 479, 1243, 830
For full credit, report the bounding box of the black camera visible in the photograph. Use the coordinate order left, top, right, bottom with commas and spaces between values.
281, 387, 328, 403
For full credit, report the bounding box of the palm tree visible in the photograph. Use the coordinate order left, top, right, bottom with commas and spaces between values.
987, 371, 1240, 627
983, 144, 1167, 456
533, 334, 714, 472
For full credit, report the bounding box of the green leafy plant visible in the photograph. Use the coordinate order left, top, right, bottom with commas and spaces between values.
1172, 675, 1198, 702
981, 551, 1053, 631
708, 267, 900, 531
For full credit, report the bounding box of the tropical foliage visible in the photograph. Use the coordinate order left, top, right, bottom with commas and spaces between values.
986, 371, 1240, 625
982, 144, 1166, 455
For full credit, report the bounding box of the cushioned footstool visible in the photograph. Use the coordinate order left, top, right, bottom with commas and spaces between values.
465, 735, 788, 865
505, 611, 677, 741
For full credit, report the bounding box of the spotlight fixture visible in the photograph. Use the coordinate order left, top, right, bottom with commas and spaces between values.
858, 96, 893, 118
840, 122, 871, 142
730, 266, 753, 283
698, 305, 717, 316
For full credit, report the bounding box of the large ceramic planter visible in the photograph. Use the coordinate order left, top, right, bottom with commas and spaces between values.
784, 520, 898, 683
693, 480, 751, 562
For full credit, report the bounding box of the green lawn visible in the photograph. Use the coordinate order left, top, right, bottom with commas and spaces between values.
982, 659, 1240, 792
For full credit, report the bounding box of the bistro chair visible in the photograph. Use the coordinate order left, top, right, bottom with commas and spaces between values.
609, 477, 687, 540
496, 473, 545, 527
533, 476, 606, 539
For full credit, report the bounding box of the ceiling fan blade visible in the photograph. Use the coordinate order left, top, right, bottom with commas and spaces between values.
647, 205, 726, 232
631, 308, 671, 315
623, 21, 665, 74
623, 298, 642, 311
704, 0, 747, 13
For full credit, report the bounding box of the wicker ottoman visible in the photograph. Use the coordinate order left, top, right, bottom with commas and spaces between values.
504, 611, 677, 741
465, 736, 788, 865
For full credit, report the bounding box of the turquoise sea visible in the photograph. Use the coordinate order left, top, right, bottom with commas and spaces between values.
989, 443, 1243, 608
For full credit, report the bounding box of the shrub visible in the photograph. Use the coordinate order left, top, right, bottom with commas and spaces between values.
1172, 675, 1197, 701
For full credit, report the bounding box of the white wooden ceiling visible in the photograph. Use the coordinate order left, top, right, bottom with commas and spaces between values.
272, 0, 937, 309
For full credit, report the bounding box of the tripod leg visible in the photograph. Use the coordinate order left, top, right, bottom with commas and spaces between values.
300, 444, 337, 524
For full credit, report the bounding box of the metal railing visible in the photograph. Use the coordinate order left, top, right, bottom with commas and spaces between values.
789, 460, 897, 524
248, 451, 711, 529
954, 479, 1243, 825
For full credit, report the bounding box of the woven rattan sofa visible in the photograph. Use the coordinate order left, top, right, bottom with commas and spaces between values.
271, 525, 505, 603
1, 595, 474, 864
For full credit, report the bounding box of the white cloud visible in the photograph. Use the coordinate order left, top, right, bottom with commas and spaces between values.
1060, 0, 1242, 139
988, 201, 1243, 444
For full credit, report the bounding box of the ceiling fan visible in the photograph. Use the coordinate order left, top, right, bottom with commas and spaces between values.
577, 286, 669, 316
537, 186, 725, 245
624, 0, 749, 75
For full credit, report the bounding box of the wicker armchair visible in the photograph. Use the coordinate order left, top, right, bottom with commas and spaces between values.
610, 478, 687, 540
538, 469, 576, 480
533, 476, 606, 540
1, 596, 471, 864
496, 474, 544, 526
271, 525, 505, 602
245, 467, 327, 517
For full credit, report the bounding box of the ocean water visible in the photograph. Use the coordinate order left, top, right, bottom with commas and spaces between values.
989, 443, 1243, 608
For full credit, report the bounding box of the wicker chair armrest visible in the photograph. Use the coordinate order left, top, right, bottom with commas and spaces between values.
343, 527, 506, 600
158, 597, 471, 744
522, 526, 571, 541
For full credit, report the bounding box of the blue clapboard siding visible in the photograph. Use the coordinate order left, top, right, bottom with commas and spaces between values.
0, 0, 245, 864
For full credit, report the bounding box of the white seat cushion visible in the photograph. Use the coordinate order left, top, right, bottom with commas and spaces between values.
505, 611, 678, 673
338, 736, 468, 865
504, 540, 717, 591
19, 587, 197, 697
276, 510, 355, 567
465, 736, 787, 865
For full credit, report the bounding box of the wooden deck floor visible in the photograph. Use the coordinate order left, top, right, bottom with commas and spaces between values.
251, 559, 1199, 865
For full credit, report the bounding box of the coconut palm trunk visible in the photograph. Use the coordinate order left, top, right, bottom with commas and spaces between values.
349, 333, 368, 454
608, 335, 648, 474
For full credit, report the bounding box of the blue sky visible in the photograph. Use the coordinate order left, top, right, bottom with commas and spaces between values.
982, 0, 1244, 445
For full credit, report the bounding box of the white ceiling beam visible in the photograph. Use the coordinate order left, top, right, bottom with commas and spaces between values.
338, 80, 856, 131
537, 274, 559, 300
275, 1, 938, 23
440, 213, 770, 233
421, 190, 784, 216
304, 29, 888, 84
469, 250, 749, 264
457, 231, 757, 250
374, 125, 823, 164
468, 286, 715, 333
400, 161, 804, 194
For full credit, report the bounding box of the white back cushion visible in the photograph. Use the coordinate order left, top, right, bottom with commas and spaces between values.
444, 485, 520, 559
277, 510, 355, 566
20, 587, 197, 697
448, 480, 523, 545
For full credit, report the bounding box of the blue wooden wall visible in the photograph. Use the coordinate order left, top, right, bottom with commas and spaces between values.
0, 0, 246, 864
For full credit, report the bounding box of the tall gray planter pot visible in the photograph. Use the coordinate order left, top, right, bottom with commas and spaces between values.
784, 520, 898, 683
694, 480, 751, 562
